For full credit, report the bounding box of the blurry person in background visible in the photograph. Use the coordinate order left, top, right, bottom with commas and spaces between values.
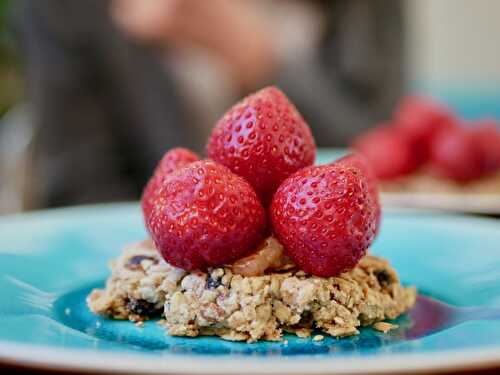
16, 0, 404, 208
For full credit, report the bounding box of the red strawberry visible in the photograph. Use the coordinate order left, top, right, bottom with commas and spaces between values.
352, 125, 419, 180
156, 147, 200, 175
335, 153, 381, 232
144, 160, 266, 271
142, 148, 199, 218
394, 95, 456, 162
470, 120, 500, 173
429, 127, 483, 182
207, 86, 316, 205
271, 163, 378, 277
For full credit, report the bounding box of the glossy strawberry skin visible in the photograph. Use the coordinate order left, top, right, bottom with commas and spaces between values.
156, 147, 200, 175
207, 86, 316, 205
352, 126, 420, 180
144, 160, 266, 271
429, 128, 483, 182
142, 148, 199, 219
271, 164, 377, 277
335, 153, 381, 232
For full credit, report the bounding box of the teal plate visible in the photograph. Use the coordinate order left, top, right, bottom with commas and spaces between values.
1, 205, 500, 372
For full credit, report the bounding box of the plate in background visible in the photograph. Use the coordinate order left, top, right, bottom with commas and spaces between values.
0, 203, 500, 374
317, 148, 500, 215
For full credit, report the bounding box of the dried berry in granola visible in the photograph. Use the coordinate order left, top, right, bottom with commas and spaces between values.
126, 298, 161, 317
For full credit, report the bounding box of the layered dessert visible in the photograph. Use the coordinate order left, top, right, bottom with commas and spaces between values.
352, 96, 500, 194
89, 87, 416, 342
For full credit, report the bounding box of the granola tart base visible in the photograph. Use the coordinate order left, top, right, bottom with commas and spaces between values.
88, 241, 416, 342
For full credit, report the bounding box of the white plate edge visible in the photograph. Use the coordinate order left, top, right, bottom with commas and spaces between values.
381, 192, 500, 214
1, 341, 500, 375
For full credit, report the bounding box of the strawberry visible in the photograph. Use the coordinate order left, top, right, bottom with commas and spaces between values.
143, 160, 266, 271
352, 125, 419, 180
271, 163, 378, 277
155, 147, 200, 175
394, 95, 456, 162
470, 120, 500, 174
335, 153, 381, 232
207, 86, 316, 205
142, 147, 199, 219
429, 127, 483, 182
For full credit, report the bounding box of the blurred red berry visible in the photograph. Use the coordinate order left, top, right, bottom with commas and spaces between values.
429, 128, 484, 182
352, 125, 419, 180
469, 120, 500, 174
394, 95, 457, 162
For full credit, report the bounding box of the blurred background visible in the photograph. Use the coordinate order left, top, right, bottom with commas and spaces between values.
0, 0, 499, 214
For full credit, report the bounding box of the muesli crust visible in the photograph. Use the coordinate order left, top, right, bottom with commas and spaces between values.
88, 240, 416, 342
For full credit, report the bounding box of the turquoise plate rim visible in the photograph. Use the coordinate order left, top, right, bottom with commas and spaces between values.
1, 199, 500, 374
1, 203, 500, 374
